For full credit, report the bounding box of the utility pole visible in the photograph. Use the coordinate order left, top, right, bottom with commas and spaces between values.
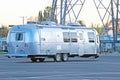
50, 0, 57, 22
111, 0, 120, 51
111, 0, 116, 51
19, 16, 27, 24
116, 0, 119, 42
50, 0, 86, 25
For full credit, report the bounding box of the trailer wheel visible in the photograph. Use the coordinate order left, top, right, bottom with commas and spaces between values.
62, 54, 68, 61
95, 55, 99, 58
31, 58, 37, 62
39, 58, 45, 62
54, 53, 62, 62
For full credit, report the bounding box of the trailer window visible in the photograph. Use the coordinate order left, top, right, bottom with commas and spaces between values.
63, 32, 70, 42
79, 33, 83, 40
71, 32, 77, 42
9, 33, 16, 42
16, 33, 23, 41
88, 32, 94, 42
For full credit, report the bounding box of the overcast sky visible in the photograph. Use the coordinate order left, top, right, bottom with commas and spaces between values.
0, 0, 114, 26
0, 0, 52, 25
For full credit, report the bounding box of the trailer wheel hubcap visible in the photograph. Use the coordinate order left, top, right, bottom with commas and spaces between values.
62, 54, 68, 61
55, 54, 62, 62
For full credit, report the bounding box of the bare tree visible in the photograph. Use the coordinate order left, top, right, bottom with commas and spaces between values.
0, 25, 9, 37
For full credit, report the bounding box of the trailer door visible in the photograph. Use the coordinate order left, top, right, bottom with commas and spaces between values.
9, 32, 26, 54
78, 32, 84, 56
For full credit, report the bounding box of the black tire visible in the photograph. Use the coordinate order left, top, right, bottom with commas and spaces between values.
62, 53, 68, 61
31, 58, 37, 62
39, 58, 45, 62
95, 55, 99, 58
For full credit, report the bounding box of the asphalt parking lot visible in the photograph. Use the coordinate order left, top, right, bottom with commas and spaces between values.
0, 53, 120, 80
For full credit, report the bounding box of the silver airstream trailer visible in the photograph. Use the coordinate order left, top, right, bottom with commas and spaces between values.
7, 22, 99, 62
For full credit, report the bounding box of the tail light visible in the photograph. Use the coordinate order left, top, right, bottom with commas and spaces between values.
24, 43, 27, 47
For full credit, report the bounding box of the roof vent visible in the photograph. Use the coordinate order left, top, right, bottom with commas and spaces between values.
67, 22, 81, 27
41, 21, 56, 26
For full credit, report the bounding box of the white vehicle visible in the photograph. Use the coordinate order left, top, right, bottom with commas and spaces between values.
0, 38, 7, 52
7, 23, 99, 62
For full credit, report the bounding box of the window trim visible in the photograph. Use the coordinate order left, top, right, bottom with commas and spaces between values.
70, 32, 77, 42
63, 32, 70, 42
88, 32, 95, 43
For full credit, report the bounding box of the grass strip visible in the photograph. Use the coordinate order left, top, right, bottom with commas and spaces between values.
0, 52, 8, 54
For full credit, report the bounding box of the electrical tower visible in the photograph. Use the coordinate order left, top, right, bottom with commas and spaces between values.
93, 0, 120, 51
50, 0, 86, 25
